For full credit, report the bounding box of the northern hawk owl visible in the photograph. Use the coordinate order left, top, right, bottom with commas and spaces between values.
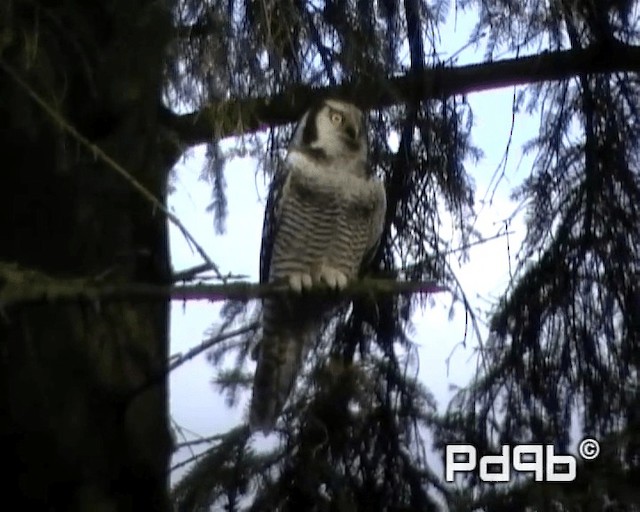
249, 99, 387, 434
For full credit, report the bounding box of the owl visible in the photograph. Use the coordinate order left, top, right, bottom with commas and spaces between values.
249, 99, 387, 434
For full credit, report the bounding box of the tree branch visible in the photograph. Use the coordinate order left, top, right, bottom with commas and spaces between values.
161, 42, 640, 145
0, 263, 447, 306
169, 323, 259, 374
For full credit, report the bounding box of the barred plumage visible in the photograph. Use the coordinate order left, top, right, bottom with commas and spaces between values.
249, 99, 386, 434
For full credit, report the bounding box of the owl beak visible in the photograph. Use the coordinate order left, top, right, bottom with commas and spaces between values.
346, 113, 360, 140
352, 111, 365, 140
345, 124, 358, 140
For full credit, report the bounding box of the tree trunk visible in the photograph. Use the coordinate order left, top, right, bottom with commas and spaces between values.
0, 1, 175, 510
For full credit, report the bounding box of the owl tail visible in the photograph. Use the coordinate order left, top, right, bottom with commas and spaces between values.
249, 327, 313, 435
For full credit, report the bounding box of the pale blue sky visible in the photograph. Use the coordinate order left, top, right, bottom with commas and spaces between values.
167, 7, 536, 487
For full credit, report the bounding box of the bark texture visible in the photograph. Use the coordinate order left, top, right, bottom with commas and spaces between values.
0, 1, 175, 510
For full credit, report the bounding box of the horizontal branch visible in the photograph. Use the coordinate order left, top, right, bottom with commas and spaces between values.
0, 264, 447, 306
162, 42, 640, 145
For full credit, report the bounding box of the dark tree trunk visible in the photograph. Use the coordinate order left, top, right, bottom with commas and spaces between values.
0, 1, 175, 510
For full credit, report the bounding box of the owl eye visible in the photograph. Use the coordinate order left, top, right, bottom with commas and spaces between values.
330, 112, 344, 126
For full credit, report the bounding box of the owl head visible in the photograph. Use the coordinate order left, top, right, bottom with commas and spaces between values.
290, 99, 368, 167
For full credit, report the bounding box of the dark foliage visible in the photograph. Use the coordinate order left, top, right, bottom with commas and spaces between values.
434, 1, 640, 510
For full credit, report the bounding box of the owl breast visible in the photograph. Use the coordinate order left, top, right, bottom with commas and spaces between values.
269, 158, 383, 284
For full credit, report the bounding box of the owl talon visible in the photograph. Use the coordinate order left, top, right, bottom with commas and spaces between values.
287, 272, 313, 293
317, 267, 348, 291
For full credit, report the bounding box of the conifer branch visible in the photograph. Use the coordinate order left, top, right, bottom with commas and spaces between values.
169, 323, 259, 374
0, 262, 448, 306
163, 42, 640, 144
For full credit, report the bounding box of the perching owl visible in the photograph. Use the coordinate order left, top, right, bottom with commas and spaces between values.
249, 99, 387, 434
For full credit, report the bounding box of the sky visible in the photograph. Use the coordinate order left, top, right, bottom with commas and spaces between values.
166, 6, 537, 491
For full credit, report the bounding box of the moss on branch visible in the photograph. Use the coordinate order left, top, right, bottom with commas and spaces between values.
0, 262, 447, 306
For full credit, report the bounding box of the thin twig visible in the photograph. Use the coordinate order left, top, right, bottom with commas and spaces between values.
174, 433, 230, 450
169, 323, 259, 373
402, 231, 516, 277
0, 59, 223, 279
170, 449, 212, 474
171, 417, 197, 463
169, 425, 251, 474
172, 263, 215, 282
442, 230, 516, 256
172, 264, 247, 283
